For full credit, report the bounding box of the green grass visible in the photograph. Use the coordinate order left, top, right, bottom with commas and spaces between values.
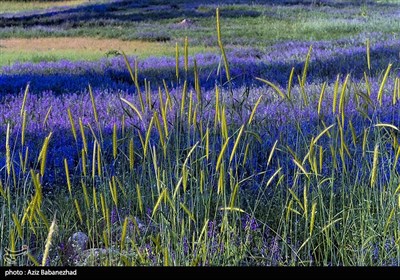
2, 66, 400, 266
2, 1, 399, 46
1, 29, 400, 266
1, 1, 399, 66
0, 0, 89, 13
0, 38, 215, 66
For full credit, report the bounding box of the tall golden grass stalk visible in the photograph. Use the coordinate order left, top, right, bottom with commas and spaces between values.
67, 108, 77, 142
288, 188, 304, 212
229, 182, 240, 208
110, 176, 118, 207
6, 123, 11, 176
180, 203, 195, 222
153, 112, 165, 155
180, 81, 187, 119
121, 114, 125, 137
216, 8, 230, 82
377, 64, 392, 105
144, 116, 155, 158
248, 95, 262, 125
229, 125, 245, 163
332, 75, 340, 114
36, 209, 49, 229
113, 123, 118, 160
393, 77, 398, 105
120, 217, 129, 251
349, 120, 357, 146
218, 163, 225, 195
287, 67, 295, 99
394, 146, 400, 171
92, 185, 98, 212
21, 110, 27, 146
129, 138, 134, 171
120, 97, 143, 121
81, 148, 87, 177
152, 188, 166, 217
397, 77, 400, 100
267, 140, 278, 167
313, 124, 335, 145
214, 86, 220, 128
20, 83, 29, 117
38, 132, 52, 177
317, 82, 327, 116
64, 158, 72, 196
0, 180, 6, 199
255, 78, 286, 100
100, 192, 107, 222
136, 184, 143, 214
366, 38, 371, 71
23, 147, 29, 174
310, 202, 317, 236
216, 138, 230, 171
303, 186, 308, 220
188, 91, 193, 128
79, 118, 87, 154
158, 87, 165, 115
398, 195, 400, 209
339, 74, 350, 123
194, 59, 202, 105
42, 214, 57, 266
184, 37, 189, 73
384, 208, 395, 235
92, 140, 97, 179
364, 72, 371, 96
301, 45, 312, 88
175, 42, 179, 81
81, 180, 90, 209
266, 168, 282, 188
293, 158, 309, 179
146, 80, 152, 106
205, 127, 210, 160
362, 128, 368, 158
12, 213, 23, 239
74, 199, 83, 223
162, 82, 171, 132
43, 106, 52, 127
88, 84, 98, 124
371, 144, 379, 187
96, 140, 102, 177
102, 230, 109, 250
121, 52, 144, 112
243, 143, 250, 165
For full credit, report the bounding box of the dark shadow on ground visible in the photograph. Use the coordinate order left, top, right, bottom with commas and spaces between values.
0, 0, 394, 28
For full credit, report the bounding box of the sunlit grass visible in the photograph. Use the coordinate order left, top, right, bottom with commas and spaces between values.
0, 0, 89, 13
0, 37, 216, 66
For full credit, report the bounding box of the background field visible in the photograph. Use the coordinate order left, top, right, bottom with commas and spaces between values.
1, 0, 399, 66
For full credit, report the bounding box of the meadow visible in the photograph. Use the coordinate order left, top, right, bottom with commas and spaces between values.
1, 0, 400, 266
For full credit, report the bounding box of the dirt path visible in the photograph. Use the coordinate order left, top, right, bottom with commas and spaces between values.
0, 37, 163, 53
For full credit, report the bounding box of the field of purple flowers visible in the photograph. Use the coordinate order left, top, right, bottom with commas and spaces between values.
1, 0, 400, 266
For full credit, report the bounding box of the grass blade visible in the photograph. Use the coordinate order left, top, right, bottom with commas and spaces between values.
216, 8, 230, 82
121, 97, 143, 121
229, 125, 245, 163
255, 78, 286, 100
371, 144, 379, 188
377, 64, 392, 105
